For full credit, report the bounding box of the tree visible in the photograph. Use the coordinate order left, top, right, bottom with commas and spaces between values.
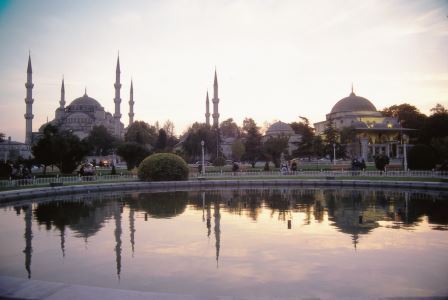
290, 117, 315, 158
312, 136, 325, 157
231, 139, 245, 161
408, 144, 437, 170
430, 103, 447, 115
32, 125, 57, 173
85, 125, 116, 156
155, 128, 168, 152
125, 121, 158, 146
220, 118, 240, 138
374, 153, 390, 171
0, 132, 4, 142
381, 103, 427, 132
162, 120, 175, 137
182, 123, 218, 162
262, 136, 289, 168
53, 132, 89, 173
323, 117, 342, 160
420, 105, 448, 144
241, 118, 262, 167
32, 124, 89, 174
117, 142, 151, 170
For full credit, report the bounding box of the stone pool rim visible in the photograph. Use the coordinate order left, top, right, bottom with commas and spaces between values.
1, 179, 447, 203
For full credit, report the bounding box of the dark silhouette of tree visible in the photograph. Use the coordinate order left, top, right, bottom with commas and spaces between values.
220, 118, 240, 138
408, 144, 437, 170
0, 132, 4, 142
85, 125, 117, 156
323, 117, 344, 160
32, 124, 88, 174
231, 139, 245, 161
374, 153, 390, 171
182, 123, 218, 162
116, 142, 151, 170
241, 118, 262, 167
125, 121, 158, 146
155, 128, 168, 152
262, 136, 289, 168
290, 117, 315, 158
381, 103, 427, 132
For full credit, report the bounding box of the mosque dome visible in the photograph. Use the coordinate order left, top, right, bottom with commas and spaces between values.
330, 90, 377, 114
68, 91, 103, 110
266, 121, 295, 136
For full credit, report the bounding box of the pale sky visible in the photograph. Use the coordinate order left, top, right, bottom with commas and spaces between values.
0, 0, 447, 142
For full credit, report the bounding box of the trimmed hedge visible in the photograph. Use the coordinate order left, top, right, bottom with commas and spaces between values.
138, 153, 189, 181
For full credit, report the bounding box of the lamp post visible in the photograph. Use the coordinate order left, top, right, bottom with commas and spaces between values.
403, 134, 408, 172
333, 143, 336, 165
201, 140, 205, 175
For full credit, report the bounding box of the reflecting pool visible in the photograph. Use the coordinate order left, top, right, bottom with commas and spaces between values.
0, 188, 447, 298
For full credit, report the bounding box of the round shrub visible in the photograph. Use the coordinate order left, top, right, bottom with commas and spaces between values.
138, 153, 189, 181
408, 144, 437, 170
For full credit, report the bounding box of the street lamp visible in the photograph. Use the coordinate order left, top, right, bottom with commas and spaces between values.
333, 143, 336, 165
201, 140, 205, 175
403, 134, 408, 172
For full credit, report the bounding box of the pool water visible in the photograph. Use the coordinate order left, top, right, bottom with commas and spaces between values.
0, 188, 447, 298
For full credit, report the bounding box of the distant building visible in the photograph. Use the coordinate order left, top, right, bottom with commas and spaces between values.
0, 136, 32, 161
314, 86, 412, 161
24, 54, 133, 143
263, 121, 302, 155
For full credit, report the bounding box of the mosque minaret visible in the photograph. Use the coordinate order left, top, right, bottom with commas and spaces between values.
205, 91, 210, 126
24, 54, 34, 145
129, 80, 134, 126
114, 55, 122, 136
212, 69, 220, 127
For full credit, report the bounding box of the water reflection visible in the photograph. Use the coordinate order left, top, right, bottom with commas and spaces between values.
2, 188, 447, 296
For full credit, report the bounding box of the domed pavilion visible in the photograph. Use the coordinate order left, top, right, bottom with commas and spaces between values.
263, 121, 302, 155
314, 86, 413, 161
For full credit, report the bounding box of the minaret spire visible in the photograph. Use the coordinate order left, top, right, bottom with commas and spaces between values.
60, 77, 65, 109
205, 90, 210, 126
114, 54, 122, 136
128, 79, 134, 126
212, 68, 220, 128
24, 53, 34, 144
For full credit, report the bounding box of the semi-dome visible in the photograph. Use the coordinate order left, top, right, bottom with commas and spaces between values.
266, 121, 295, 136
331, 90, 377, 114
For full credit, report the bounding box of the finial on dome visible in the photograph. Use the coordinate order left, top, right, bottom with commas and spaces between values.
350, 83, 355, 96
84, 87, 87, 96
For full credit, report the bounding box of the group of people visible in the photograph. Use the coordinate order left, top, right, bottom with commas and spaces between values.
10, 164, 32, 180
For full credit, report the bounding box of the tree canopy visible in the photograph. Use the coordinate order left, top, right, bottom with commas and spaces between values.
125, 121, 158, 146
32, 124, 89, 174
241, 118, 262, 167
84, 125, 117, 156
290, 117, 315, 158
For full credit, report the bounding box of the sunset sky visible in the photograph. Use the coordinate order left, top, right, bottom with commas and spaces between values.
0, 0, 447, 142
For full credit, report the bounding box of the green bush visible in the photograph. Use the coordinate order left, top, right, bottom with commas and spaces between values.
408, 144, 437, 170
138, 153, 189, 181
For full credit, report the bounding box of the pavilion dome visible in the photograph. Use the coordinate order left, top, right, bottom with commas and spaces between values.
331, 90, 377, 114
266, 121, 295, 136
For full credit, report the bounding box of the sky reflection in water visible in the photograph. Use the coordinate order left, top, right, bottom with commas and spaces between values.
0, 188, 447, 298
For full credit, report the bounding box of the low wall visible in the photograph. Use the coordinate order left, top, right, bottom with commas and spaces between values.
1, 179, 447, 203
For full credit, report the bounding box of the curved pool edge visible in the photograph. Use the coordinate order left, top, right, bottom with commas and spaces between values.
1, 179, 447, 203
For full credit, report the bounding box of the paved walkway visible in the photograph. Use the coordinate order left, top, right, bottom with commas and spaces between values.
0, 276, 445, 300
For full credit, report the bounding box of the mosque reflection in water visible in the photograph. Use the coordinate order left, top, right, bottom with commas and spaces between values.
13, 188, 448, 279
